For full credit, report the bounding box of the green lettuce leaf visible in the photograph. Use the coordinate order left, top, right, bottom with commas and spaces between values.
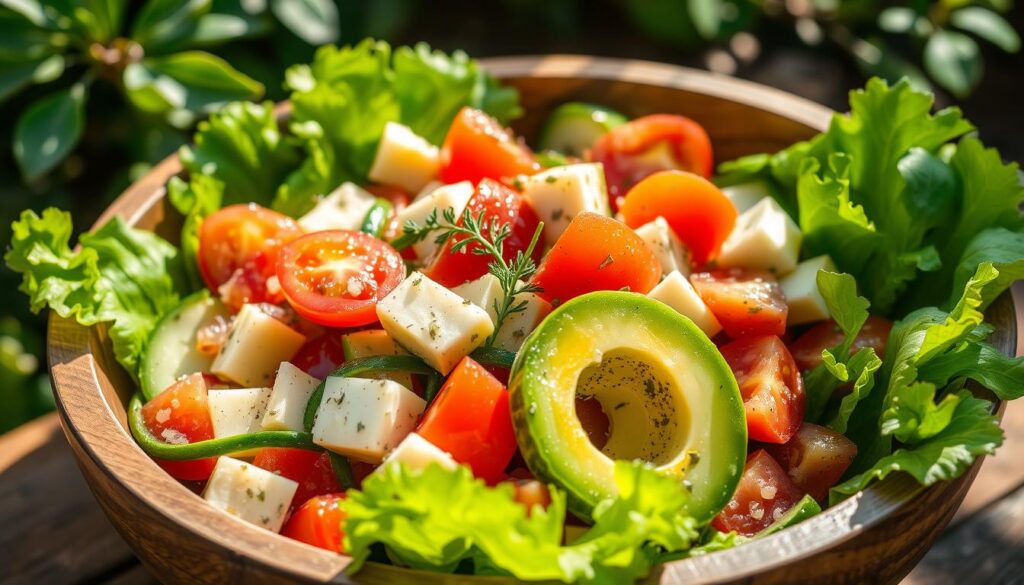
946, 227, 1024, 312
342, 461, 699, 584
918, 342, 1024, 400
5, 209, 183, 380
167, 173, 224, 291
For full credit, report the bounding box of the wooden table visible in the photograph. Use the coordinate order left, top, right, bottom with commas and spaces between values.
2, 408, 1024, 585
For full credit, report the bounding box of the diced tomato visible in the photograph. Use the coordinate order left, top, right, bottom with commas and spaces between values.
532, 212, 660, 306
416, 357, 517, 484
588, 115, 713, 210
280, 493, 346, 553
292, 332, 347, 379
276, 230, 405, 327
252, 448, 341, 507
691, 268, 788, 338
440, 107, 540, 184
720, 336, 804, 444
575, 396, 609, 450
198, 204, 303, 311
619, 170, 737, 265
140, 373, 217, 481
790, 316, 893, 372
764, 423, 857, 502
712, 450, 804, 536
510, 478, 552, 515
424, 179, 543, 287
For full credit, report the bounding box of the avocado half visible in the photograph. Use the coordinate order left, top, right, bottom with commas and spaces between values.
508, 291, 746, 523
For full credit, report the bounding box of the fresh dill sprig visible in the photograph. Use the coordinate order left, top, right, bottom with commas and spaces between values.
391, 207, 544, 346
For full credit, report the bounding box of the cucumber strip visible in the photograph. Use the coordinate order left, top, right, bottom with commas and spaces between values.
471, 346, 516, 370
360, 197, 393, 238
423, 373, 443, 404
128, 393, 318, 460
328, 451, 356, 489
139, 290, 229, 400
755, 494, 822, 538
538, 102, 628, 156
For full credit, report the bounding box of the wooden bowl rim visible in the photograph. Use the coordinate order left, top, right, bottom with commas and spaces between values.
45, 55, 1014, 584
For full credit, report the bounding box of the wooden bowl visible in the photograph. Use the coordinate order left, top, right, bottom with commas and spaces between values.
47, 55, 1018, 585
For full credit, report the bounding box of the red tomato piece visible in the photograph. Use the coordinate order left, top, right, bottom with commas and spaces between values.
720, 336, 805, 444
424, 178, 543, 287
690, 268, 788, 338
712, 450, 804, 536
280, 493, 346, 553
440, 107, 540, 184
588, 115, 713, 210
416, 357, 517, 484
619, 170, 737, 265
198, 204, 303, 311
532, 212, 661, 306
292, 332, 347, 379
276, 230, 405, 327
140, 373, 217, 481
510, 479, 552, 515
252, 448, 341, 507
764, 423, 857, 502
790, 316, 893, 372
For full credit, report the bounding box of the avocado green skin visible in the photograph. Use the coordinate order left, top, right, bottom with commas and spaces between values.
508, 291, 746, 523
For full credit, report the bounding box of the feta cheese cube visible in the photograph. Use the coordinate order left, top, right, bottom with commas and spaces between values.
393, 181, 474, 261
368, 122, 441, 193
452, 273, 504, 323
211, 304, 306, 387
781, 254, 837, 325
648, 271, 722, 337
414, 180, 443, 202
312, 377, 426, 463
492, 290, 552, 352
203, 456, 298, 533
518, 163, 610, 243
378, 432, 458, 473
260, 362, 320, 432
341, 329, 414, 389
376, 273, 493, 374
716, 197, 802, 276
208, 387, 272, 454
298, 182, 377, 233
634, 217, 692, 278
722, 181, 771, 214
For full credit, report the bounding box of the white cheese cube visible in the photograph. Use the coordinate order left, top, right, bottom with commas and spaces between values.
518, 163, 610, 244
648, 271, 722, 337
378, 432, 458, 473
312, 377, 426, 463
203, 456, 298, 533
298, 182, 377, 233
368, 122, 440, 193
393, 181, 474, 261
716, 197, 802, 276
208, 388, 272, 456
634, 217, 692, 278
493, 290, 552, 352
211, 304, 306, 387
781, 254, 837, 325
260, 362, 320, 432
722, 181, 771, 213
414, 180, 443, 202
376, 273, 493, 374
452, 273, 504, 323
341, 329, 414, 389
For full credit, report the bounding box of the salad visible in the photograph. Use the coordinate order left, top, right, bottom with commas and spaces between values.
8, 40, 1024, 584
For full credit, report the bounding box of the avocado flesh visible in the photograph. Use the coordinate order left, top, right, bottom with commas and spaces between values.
509, 291, 746, 523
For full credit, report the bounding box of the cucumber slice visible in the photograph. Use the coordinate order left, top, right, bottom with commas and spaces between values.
139, 290, 230, 400
360, 197, 394, 238
538, 102, 628, 156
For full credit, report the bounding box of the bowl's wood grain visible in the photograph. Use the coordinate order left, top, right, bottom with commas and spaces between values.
47, 55, 1016, 585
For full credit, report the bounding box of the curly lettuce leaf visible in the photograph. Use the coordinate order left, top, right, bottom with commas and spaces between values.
5, 209, 183, 380
342, 461, 700, 584
167, 173, 224, 291
946, 227, 1024, 312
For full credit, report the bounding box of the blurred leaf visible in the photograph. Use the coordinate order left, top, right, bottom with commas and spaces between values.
0, 11, 58, 59
689, 0, 722, 39
271, 0, 338, 45
0, 316, 43, 433
131, 0, 211, 52
123, 50, 264, 118
878, 7, 918, 33
850, 36, 932, 92
71, 0, 126, 43
950, 7, 1021, 52
624, 0, 703, 50
924, 30, 982, 98
192, 10, 270, 45
1, 0, 47, 26
13, 83, 86, 180
0, 54, 64, 103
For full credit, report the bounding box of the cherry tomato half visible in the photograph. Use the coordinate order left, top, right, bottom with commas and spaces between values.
712, 450, 803, 536
532, 212, 661, 306
588, 114, 713, 210
720, 335, 805, 444
440, 107, 540, 184
619, 170, 737, 266
277, 230, 405, 327
763, 423, 857, 502
281, 493, 346, 553
790, 316, 893, 372
198, 204, 303, 311
141, 373, 217, 481
252, 448, 341, 507
291, 332, 347, 379
690, 268, 788, 338
424, 178, 543, 287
